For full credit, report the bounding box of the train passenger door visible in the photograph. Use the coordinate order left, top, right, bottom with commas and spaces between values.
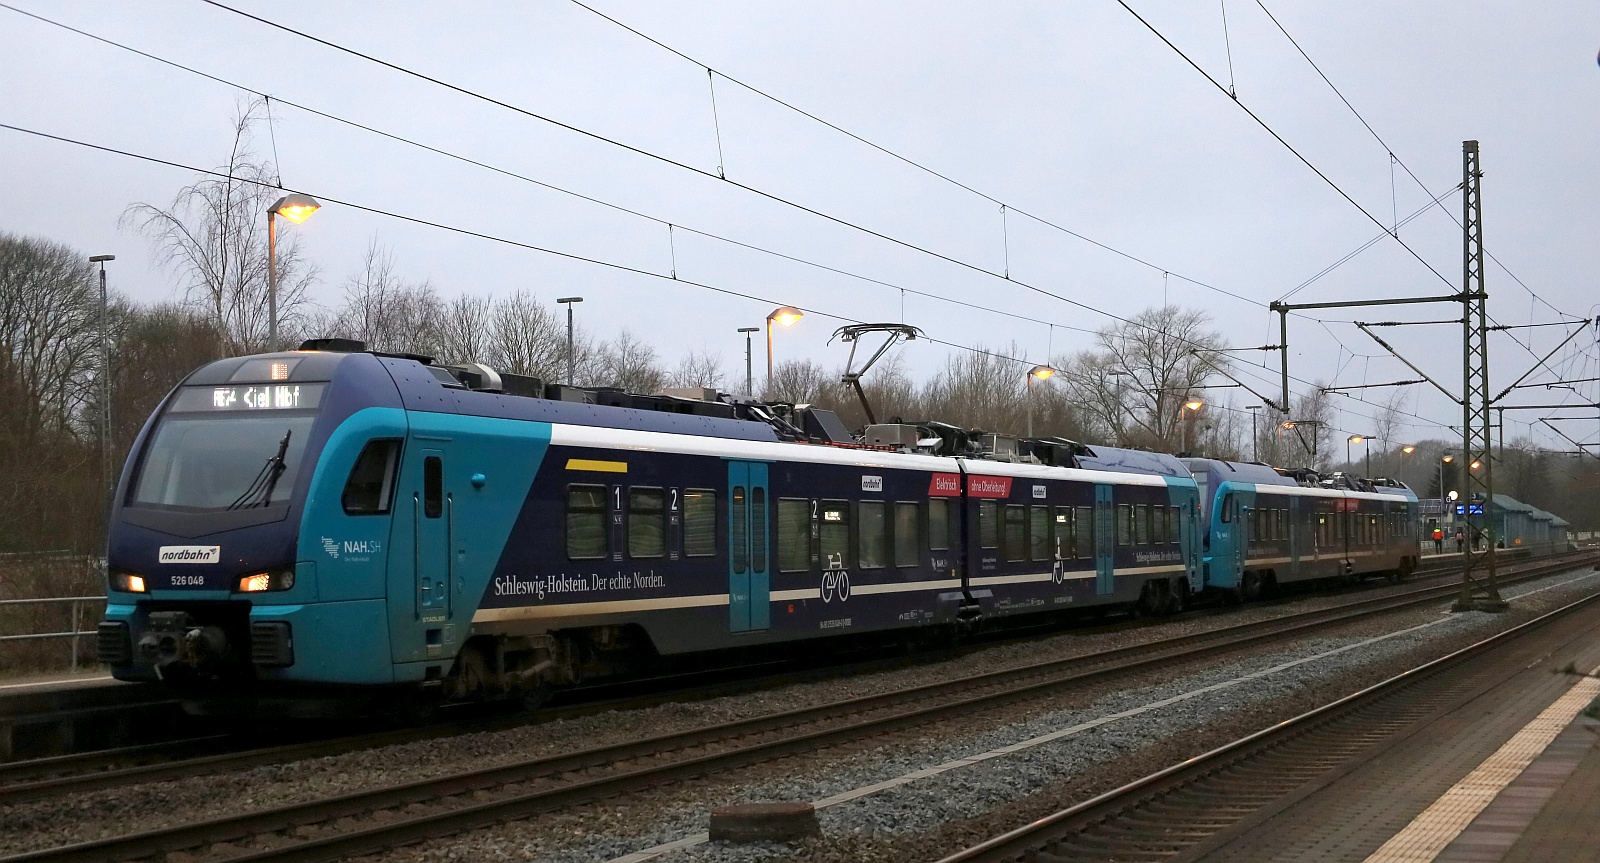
1094, 484, 1115, 595
727, 461, 771, 632
414, 449, 452, 625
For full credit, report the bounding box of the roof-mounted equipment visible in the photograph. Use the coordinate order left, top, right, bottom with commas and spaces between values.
829, 323, 923, 426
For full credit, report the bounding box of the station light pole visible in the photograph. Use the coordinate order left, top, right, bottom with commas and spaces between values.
557, 297, 583, 384
1246, 404, 1262, 462
766, 306, 803, 384
1026, 365, 1056, 437
1347, 434, 1372, 476
266, 194, 320, 350
738, 327, 759, 395
1180, 398, 1204, 455
89, 254, 115, 499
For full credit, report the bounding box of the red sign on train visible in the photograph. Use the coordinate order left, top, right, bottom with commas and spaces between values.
966, 475, 1013, 498
928, 473, 962, 496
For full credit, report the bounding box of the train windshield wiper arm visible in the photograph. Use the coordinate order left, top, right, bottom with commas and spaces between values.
227, 429, 293, 510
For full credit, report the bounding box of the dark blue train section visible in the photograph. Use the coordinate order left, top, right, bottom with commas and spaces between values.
98, 342, 1439, 704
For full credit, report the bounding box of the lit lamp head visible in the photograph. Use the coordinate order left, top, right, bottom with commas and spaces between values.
1470, 460, 1481, 470
269, 193, 321, 224
1448, 490, 1459, 501
1348, 435, 1365, 444
1281, 421, 1296, 430
1402, 445, 1416, 454
1442, 455, 1454, 464
768, 306, 803, 328
1028, 364, 1055, 381
1185, 399, 1205, 412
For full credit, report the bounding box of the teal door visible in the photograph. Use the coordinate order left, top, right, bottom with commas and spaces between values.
1094, 484, 1115, 595
727, 461, 771, 631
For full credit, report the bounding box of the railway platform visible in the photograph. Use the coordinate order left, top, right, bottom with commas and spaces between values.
1190, 598, 1600, 863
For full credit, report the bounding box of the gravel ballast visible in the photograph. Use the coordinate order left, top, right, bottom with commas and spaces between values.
1, 565, 1592, 861
378, 568, 1600, 863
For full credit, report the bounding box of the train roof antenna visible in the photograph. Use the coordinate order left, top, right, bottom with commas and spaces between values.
829, 323, 924, 426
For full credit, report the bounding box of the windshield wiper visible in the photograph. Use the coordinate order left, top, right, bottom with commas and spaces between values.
227, 429, 293, 510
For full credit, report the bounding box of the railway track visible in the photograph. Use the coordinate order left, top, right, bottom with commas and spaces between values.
0, 548, 1527, 798
935, 572, 1600, 863
6, 552, 1593, 863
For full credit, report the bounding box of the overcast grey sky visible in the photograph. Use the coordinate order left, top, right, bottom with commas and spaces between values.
3, 1, 1597, 451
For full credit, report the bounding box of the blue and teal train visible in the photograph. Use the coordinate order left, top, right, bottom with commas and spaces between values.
97, 343, 1422, 706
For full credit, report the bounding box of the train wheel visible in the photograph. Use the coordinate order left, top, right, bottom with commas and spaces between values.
1169, 578, 1192, 614
1241, 572, 1263, 602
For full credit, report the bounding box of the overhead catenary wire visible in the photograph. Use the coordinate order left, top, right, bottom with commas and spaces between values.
0, 116, 1458, 443
1251, 0, 1581, 323
0, 3, 1103, 343
8, 5, 1527, 443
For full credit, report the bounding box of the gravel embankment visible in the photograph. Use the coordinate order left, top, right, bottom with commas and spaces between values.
1, 565, 1591, 860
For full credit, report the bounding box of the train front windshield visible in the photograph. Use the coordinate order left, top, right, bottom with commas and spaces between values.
130, 383, 324, 511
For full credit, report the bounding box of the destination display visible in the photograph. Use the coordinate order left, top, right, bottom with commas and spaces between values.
170, 383, 326, 413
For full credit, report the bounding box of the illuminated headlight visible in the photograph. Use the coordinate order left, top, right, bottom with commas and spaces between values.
237, 569, 296, 593
110, 570, 146, 593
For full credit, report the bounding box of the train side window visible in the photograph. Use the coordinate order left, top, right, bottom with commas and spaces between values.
423, 456, 443, 518
820, 500, 850, 568
1153, 505, 1168, 544
1077, 506, 1094, 556
859, 501, 887, 569
1030, 506, 1051, 561
566, 485, 608, 559
1117, 504, 1131, 546
342, 439, 401, 515
731, 486, 748, 573
928, 499, 951, 551
979, 500, 1000, 549
628, 488, 666, 558
1170, 506, 1181, 543
894, 502, 920, 567
750, 488, 767, 571
1135, 504, 1149, 545
683, 489, 717, 557
776, 499, 811, 571
1004, 505, 1027, 562
1219, 494, 1234, 523
1055, 507, 1073, 557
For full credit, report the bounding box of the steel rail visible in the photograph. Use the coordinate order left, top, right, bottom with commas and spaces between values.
0, 548, 1571, 799
0, 550, 1547, 799
6, 552, 1592, 863
936, 573, 1600, 863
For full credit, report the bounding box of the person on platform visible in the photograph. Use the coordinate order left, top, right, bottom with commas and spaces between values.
1454, 528, 1465, 553
1431, 526, 1444, 554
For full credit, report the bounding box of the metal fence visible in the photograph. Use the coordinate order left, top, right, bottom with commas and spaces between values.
0, 595, 105, 671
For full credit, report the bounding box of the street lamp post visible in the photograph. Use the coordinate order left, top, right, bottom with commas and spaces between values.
738, 327, 759, 395
1179, 398, 1204, 455
765, 306, 803, 384
1347, 435, 1371, 477
89, 254, 114, 498
1246, 404, 1262, 461
1440, 454, 1455, 505
266, 194, 321, 350
1026, 365, 1056, 437
557, 297, 583, 384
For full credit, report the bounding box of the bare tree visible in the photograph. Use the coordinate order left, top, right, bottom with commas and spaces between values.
765, 359, 832, 404
318, 239, 443, 357
920, 345, 1028, 433
0, 233, 104, 552
487, 290, 568, 379
591, 329, 666, 393
436, 294, 495, 366
1062, 305, 1226, 450
123, 99, 316, 352
668, 349, 726, 390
